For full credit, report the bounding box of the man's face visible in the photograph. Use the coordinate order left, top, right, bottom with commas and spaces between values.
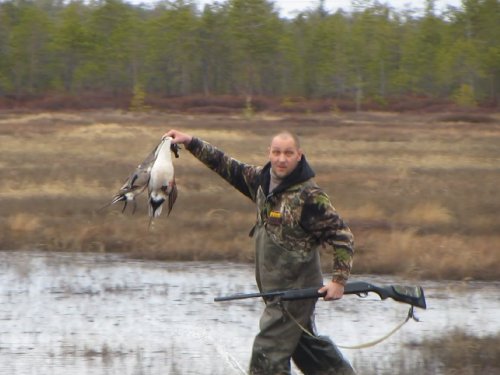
268, 134, 302, 178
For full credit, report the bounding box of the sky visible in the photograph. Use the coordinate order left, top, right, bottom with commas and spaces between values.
194, 0, 464, 17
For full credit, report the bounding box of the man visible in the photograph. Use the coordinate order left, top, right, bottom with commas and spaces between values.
164, 129, 355, 375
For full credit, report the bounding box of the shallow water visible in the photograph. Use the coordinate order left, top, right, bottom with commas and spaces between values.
0, 251, 499, 374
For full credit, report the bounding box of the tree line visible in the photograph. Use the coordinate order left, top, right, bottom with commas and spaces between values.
0, 0, 498, 108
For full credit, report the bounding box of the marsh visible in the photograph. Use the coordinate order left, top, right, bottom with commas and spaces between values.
1, 110, 499, 280
1, 251, 499, 374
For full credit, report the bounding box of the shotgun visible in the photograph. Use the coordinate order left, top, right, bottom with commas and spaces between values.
214, 281, 427, 309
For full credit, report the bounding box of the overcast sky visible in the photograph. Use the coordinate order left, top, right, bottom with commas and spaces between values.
194, 0, 463, 17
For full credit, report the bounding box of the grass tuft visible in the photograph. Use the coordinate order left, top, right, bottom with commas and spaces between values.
1, 110, 499, 280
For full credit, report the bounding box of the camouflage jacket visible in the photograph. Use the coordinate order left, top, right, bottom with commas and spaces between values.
186, 137, 354, 284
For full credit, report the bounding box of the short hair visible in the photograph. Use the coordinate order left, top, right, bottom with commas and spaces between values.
271, 131, 301, 149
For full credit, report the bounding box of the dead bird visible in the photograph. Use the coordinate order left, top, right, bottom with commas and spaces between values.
101, 139, 180, 215
99, 144, 158, 214
148, 136, 178, 226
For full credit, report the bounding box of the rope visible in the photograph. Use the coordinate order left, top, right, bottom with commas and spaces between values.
282, 304, 417, 350
337, 307, 415, 350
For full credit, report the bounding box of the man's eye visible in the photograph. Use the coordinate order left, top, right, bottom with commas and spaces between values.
285, 151, 294, 156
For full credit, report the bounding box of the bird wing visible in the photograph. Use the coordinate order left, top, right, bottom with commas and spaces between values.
167, 180, 178, 216
137, 140, 162, 170
115, 139, 164, 194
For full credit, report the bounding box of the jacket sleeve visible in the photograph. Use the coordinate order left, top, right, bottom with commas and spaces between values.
186, 137, 260, 201
299, 188, 354, 285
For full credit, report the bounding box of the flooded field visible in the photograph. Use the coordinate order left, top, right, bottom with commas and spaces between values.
1, 251, 499, 375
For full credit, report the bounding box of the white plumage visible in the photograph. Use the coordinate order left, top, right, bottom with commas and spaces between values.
102, 136, 179, 227
147, 136, 178, 224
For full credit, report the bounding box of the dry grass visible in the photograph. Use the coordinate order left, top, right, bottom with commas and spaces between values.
1, 110, 499, 280
408, 330, 500, 375
356, 330, 500, 374
353, 230, 499, 280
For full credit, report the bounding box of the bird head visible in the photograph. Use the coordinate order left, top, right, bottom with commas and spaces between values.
170, 143, 181, 158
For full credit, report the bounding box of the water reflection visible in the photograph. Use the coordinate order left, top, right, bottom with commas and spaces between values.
0, 251, 498, 374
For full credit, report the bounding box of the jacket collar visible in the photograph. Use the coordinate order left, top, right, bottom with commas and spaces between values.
260, 155, 315, 196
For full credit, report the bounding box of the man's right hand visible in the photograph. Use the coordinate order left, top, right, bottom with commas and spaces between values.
163, 129, 193, 146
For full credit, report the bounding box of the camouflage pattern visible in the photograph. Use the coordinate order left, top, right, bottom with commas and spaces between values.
187, 137, 356, 374
253, 206, 324, 293
186, 137, 262, 200
187, 137, 354, 285
249, 225, 355, 374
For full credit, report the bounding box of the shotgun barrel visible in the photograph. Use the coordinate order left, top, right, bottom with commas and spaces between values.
214, 281, 427, 309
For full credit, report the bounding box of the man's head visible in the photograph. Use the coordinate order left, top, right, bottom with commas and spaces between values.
268, 131, 302, 178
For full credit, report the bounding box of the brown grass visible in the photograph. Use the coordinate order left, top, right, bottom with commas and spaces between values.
408, 330, 500, 375
1, 109, 499, 280
357, 330, 500, 374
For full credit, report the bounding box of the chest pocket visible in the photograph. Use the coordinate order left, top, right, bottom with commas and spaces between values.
255, 185, 313, 255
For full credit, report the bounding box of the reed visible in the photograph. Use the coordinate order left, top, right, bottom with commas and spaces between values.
61, 329, 500, 374
351, 330, 500, 374
404, 330, 500, 375
1, 110, 499, 280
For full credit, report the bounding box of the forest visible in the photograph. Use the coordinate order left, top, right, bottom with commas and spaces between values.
0, 0, 498, 110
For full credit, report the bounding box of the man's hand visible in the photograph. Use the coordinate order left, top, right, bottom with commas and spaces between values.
318, 281, 345, 301
163, 129, 193, 146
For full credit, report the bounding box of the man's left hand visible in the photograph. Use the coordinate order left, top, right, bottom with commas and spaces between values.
318, 281, 344, 301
